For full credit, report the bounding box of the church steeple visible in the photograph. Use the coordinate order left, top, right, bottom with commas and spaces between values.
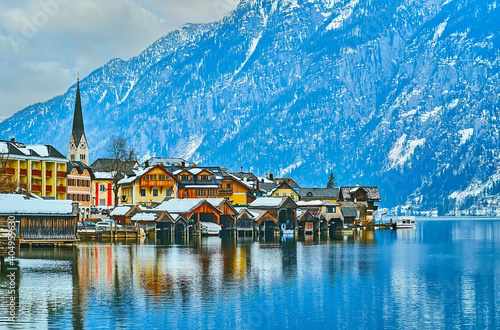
68, 77, 89, 165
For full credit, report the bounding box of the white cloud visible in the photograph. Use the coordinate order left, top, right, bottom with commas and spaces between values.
0, 0, 238, 119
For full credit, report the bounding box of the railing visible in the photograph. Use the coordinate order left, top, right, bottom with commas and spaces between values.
4, 167, 15, 175
46, 170, 52, 177
32, 169, 42, 177
46, 185, 52, 193
56, 171, 66, 178
32, 184, 42, 192
219, 189, 233, 194
56, 186, 66, 193
20, 169, 27, 176
141, 180, 174, 187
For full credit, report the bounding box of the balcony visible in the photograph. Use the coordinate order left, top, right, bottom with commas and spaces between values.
32, 184, 42, 192
20, 169, 27, 176
56, 171, 66, 178
56, 186, 66, 193
4, 167, 15, 175
141, 180, 174, 187
219, 189, 233, 194
46, 170, 53, 177
32, 169, 42, 177
46, 185, 52, 193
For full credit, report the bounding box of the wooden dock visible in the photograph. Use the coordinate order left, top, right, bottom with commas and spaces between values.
78, 225, 145, 239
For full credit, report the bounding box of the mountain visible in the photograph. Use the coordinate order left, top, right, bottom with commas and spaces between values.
1, 0, 499, 215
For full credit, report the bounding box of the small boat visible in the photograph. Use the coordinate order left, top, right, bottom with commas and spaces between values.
200, 222, 222, 236
394, 216, 416, 229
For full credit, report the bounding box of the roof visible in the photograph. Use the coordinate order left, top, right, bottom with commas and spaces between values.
155, 199, 221, 214
249, 197, 297, 209
0, 194, 75, 215
273, 177, 300, 188
258, 182, 278, 193
341, 207, 358, 218
90, 158, 138, 172
110, 206, 133, 216
296, 200, 340, 207
340, 186, 382, 202
131, 213, 157, 222
70, 79, 85, 144
300, 188, 340, 200
267, 181, 299, 196
67, 161, 94, 178
0, 140, 67, 162
142, 157, 194, 167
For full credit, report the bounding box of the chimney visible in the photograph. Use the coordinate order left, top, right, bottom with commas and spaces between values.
10, 138, 15, 142
182, 161, 185, 168
267, 173, 273, 180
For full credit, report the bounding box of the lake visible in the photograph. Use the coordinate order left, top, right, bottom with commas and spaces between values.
1, 218, 500, 329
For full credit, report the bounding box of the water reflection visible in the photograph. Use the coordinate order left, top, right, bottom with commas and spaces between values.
0, 219, 499, 328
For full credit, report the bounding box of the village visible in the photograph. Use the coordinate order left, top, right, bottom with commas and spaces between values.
0, 79, 382, 247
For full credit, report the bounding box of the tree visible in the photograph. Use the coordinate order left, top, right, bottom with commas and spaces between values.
106, 136, 137, 207
0, 151, 17, 194
326, 173, 337, 188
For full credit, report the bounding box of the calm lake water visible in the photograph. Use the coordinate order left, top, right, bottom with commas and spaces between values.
1, 218, 500, 329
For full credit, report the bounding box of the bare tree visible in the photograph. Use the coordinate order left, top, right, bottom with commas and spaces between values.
106, 136, 137, 207
0, 152, 17, 194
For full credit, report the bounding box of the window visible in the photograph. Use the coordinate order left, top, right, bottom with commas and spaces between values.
99, 199, 105, 206
71, 155, 75, 161
180, 175, 191, 181
184, 190, 188, 196
283, 193, 287, 197
275, 193, 279, 197
77, 179, 81, 186
199, 175, 211, 181
80, 154, 85, 160
291, 193, 294, 199
327, 206, 336, 213
307, 192, 313, 197
165, 189, 171, 196
153, 188, 158, 197
140, 188, 146, 197
100, 184, 106, 192
226, 184, 231, 189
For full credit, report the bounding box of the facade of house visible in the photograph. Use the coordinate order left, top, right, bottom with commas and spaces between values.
340, 186, 382, 222
268, 181, 300, 201
219, 172, 256, 205
174, 167, 223, 199
296, 200, 342, 231
120, 165, 178, 206
0, 140, 68, 200
66, 161, 94, 220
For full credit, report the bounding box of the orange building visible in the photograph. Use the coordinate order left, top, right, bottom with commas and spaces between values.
66, 161, 94, 220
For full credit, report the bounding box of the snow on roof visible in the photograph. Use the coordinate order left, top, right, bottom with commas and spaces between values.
27, 145, 49, 157
155, 199, 203, 213
131, 213, 157, 222
184, 185, 220, 189
94, 171, 116, 179
0, 142, 9, 153
296, 200, 340, 207
110, 206, 132, 216
0, 194, 74, 215
173, 169, 182, 175
188, 168, 203, 175
249, 197, 284, 208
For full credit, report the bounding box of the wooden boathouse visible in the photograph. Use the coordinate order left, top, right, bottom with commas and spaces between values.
0, 193, 78, 246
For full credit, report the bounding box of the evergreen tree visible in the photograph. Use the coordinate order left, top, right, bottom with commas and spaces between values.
326, 173, 337, 188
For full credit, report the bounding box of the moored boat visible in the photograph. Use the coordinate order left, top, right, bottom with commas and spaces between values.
394, 216, 416, 229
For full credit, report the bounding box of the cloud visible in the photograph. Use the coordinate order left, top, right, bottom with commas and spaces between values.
0, 0, 239, 119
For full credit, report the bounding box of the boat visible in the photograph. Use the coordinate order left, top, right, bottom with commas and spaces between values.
394, 216, 416, 229
200, 222, 222, 236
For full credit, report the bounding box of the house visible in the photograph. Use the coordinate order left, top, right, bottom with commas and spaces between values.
219, 171, 256, 205
341, 206, 358, 225
0, 139, 68, 200
339, 186, 382, 222
236, 208, 280, 236
267, 181, 300, 201
110, 205, 140, 226
296, 209, 317, 235
296, 200, 342, 232
0, 194, 78, 245
155, 199, 223, 236
248, 197, 298, 233
174, 167, 223, 199
66, 161, 94, 220
300, 187, 340, 203
119, 165, 179, 207
90, 158, 139, 208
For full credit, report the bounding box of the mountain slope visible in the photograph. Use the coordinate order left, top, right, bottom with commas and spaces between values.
1, 0, 499, 214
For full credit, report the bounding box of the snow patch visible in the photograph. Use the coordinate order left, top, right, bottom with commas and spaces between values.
326, 0, 359, 31
433, 19, 448, 42
279, 160, 303, 177
118, 80, 136, 105
388, 134, 426, 169
177, 134, 205, 160
458, 128, 473, 146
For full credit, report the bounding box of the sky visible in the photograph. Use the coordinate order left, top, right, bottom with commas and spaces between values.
0, 0, 239, 122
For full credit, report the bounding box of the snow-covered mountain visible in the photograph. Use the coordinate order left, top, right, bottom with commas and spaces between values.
1, 0, 499, 214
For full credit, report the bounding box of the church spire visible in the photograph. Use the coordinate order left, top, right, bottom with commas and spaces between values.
71, 78, 85, 144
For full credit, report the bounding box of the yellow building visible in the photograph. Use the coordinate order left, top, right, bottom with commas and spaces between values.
0, 139, 68, 199
219, 172, 256, 205
120, 165, 178, 207
268, 181, 300, 201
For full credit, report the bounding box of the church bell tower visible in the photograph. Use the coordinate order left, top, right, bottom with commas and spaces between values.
68, 78, 89, 165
